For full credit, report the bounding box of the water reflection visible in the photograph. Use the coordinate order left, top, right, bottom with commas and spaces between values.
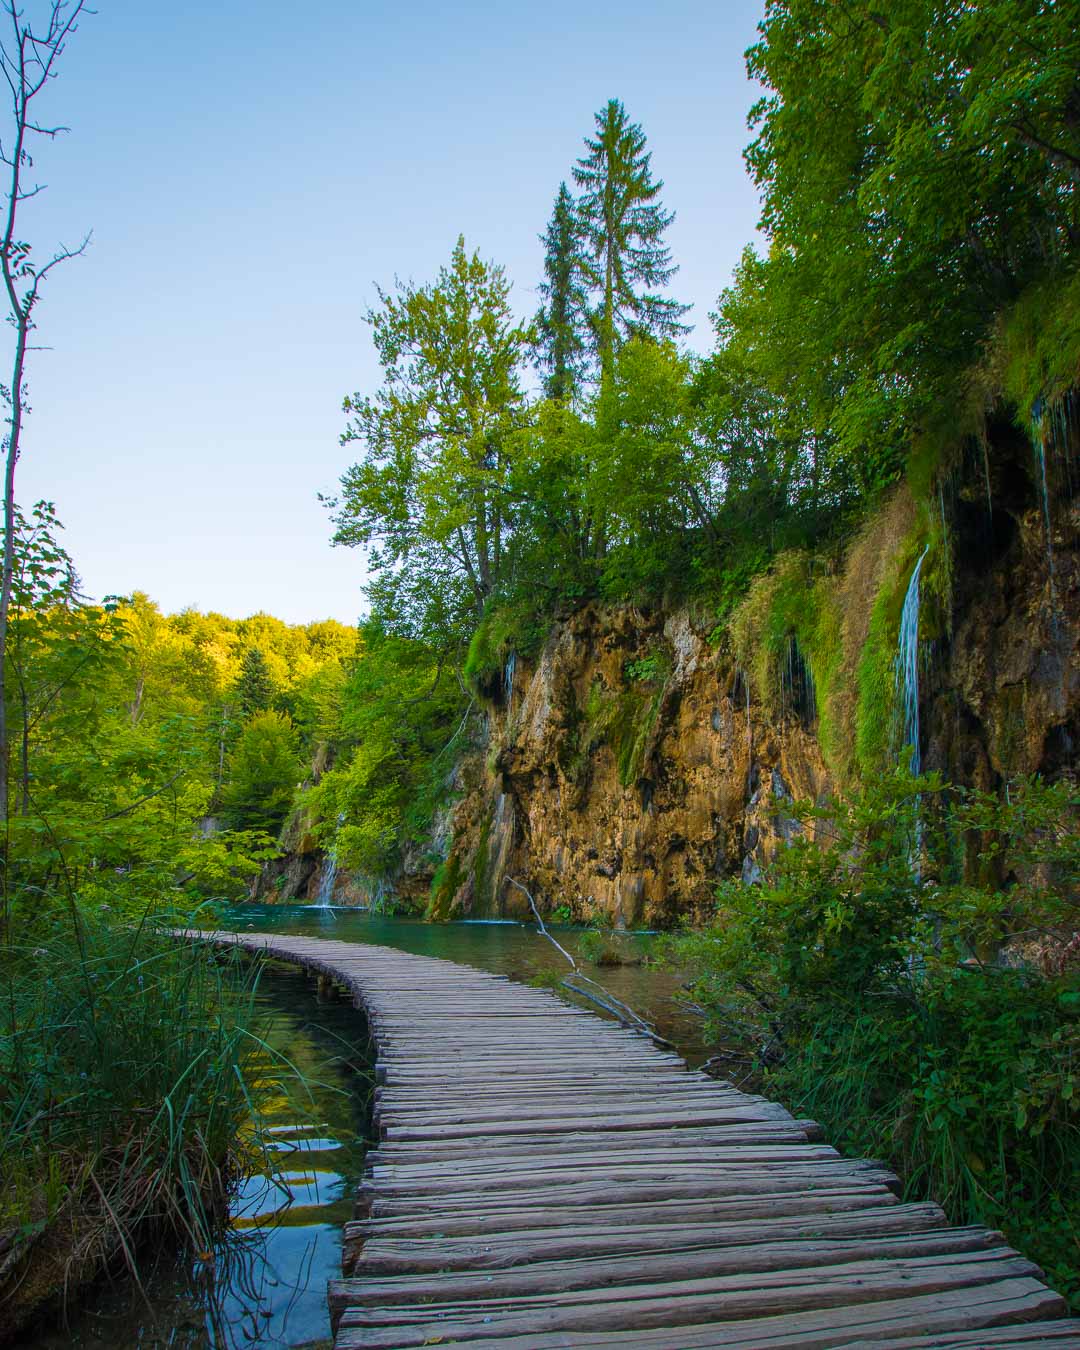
25, 967, 371, 1350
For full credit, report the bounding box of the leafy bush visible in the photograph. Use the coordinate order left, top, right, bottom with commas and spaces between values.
670, 770, 1080, 1304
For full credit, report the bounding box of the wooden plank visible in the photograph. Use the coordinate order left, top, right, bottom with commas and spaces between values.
349, 1284, 1067, 1348
353, 1193, 912, 1242
333, 1269, 1057, 1347
870, 1323, 1080, 1348
337, 1249, 1041, 1325
328, 1228, 1003, 1315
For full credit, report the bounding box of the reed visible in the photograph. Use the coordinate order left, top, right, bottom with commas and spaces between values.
0, 907, 268, 1331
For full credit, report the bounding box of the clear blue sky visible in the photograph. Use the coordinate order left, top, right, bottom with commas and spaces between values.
16, 0, 766, 625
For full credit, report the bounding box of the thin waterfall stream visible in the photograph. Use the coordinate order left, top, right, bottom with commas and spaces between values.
314, 813, 345, 908
896, 546, 929, 775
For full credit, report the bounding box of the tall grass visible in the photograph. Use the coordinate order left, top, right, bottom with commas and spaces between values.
0, 909, 267, 1329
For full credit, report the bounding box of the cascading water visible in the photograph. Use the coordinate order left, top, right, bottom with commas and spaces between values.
314, 813, 345, 908
895, 547, 929, 775
504, 650, 516, 708
896, 548, 930, 899
315, 853, 338, 908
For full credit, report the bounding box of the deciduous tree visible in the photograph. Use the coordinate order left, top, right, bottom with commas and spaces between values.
331, 237, 529, 642
0, 0, 90, 846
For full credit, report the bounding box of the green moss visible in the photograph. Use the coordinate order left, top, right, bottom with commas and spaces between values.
729, 553, 820, 719
559, 666, 666, 791
854, 580, 901, 777
724, 488, 953, 788
990, 684, 1028, 777
427, 851, 463, 922
997, 267, 1080, 425
471, 813, 495, 914
853, 510, 949, 779
464, 602, 551, 700
611, 685, 665, 787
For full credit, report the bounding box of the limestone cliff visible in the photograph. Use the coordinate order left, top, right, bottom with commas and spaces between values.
256, 416, 1078, 925
432, 603, 833, 928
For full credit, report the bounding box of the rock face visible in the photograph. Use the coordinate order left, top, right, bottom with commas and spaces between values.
436, 426, 1079, 927
929, 425, 1080, 788
257, 418, 1078, 925
436, 603, 833, 928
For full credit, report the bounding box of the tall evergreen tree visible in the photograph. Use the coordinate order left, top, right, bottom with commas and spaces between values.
235, 646, 274, 720
573, 99, 690, 382
534, 183, 588, 402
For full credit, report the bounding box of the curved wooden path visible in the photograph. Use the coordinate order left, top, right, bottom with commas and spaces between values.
190, 930, 1080, 1349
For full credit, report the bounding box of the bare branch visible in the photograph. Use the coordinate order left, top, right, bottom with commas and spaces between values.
506, 875, 677, 1050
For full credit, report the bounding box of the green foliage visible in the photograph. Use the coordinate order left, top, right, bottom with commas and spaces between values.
742, 0, 1080, 475
220, 710, 300, 835
535, 182, 589, 401
307, 620, 467, 880
233, 646, 275, 719
332, 236, 530, 643
463, 601, 547, 701
577, 924, 640, 967
994, 267, 1080, 425
0, 912, 268, 1279
671, 770, 1080, 1305
0, 504, 357, 908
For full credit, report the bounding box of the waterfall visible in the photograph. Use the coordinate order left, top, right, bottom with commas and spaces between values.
504, 650, 516, 707
314, 813, 345, 908
896, 547, 929, 775
315, 852, 338, 908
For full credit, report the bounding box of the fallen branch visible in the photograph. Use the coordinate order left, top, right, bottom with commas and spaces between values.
507, 876, 676, 1051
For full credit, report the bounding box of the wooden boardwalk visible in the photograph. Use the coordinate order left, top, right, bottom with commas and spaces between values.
190, 930, 1080, 1349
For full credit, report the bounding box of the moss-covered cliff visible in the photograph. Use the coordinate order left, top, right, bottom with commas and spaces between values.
431, 419, 1078, 927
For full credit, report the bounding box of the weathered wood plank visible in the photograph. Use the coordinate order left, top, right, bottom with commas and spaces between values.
333, 1272, 1060, 1347
329, 1228, 1003, 1313
346, 1284, 1067, 1348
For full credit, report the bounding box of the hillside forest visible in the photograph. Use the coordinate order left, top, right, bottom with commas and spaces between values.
1, 0, 1079, 1324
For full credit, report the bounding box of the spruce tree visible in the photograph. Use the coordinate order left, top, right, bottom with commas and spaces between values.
573, 99, 690, 382
534, 182, 588, 402
235, 646, 274, 720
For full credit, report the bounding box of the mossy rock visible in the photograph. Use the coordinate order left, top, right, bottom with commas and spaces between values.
427, 851, 464, 922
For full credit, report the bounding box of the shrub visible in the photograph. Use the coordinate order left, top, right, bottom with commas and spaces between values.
669, 770, 1080, 1305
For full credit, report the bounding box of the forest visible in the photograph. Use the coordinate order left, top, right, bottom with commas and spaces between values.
1, 0, 1078, 1334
